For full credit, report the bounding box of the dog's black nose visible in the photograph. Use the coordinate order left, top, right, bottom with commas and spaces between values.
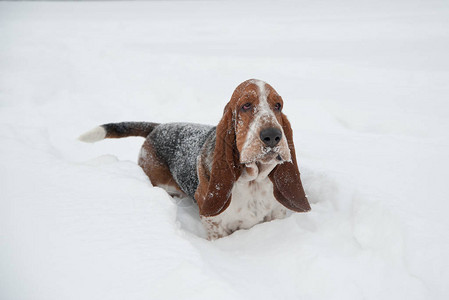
260, 127, 282, 147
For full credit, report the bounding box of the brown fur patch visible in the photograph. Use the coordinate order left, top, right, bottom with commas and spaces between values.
268, 114, 311, 212
195, 102, 241, 217
138, 140, 186, 198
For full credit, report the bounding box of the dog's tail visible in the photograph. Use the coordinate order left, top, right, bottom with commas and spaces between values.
78, 122, 159, 143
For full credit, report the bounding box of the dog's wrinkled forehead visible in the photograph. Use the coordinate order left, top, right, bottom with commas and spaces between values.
231, 79, 281, 108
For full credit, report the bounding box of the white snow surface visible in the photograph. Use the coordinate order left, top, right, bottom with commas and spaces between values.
1, 1, 449, 299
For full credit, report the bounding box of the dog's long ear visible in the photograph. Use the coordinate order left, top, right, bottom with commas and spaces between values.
269, 114, 311, 212
197, 104, 241, 217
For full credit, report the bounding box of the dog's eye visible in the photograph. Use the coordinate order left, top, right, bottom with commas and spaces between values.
242, 103, 252, 111
274, 103, 282, 111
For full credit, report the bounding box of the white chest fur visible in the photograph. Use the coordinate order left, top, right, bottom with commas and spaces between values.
201, 163, 287, 240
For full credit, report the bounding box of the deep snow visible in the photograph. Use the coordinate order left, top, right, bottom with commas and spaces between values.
1, 1, 449, 299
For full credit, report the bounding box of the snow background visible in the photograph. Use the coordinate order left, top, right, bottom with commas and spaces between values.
1, 0, 448, 299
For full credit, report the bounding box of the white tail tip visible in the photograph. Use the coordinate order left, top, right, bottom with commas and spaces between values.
78, 126, 106, 143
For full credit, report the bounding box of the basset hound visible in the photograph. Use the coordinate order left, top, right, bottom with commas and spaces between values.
79, 79, 311, 239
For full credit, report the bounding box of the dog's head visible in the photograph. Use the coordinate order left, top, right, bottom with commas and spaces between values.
197, 79, 311, 217
227, 79, 291, 164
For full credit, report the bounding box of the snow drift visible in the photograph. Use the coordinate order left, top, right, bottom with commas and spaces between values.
1, 1, 448, 299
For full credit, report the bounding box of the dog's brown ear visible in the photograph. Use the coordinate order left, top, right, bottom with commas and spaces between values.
196, 104, 241, 217
269, 114, 311, 212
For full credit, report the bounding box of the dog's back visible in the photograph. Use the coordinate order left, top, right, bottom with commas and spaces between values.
148, 123, 215, 198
